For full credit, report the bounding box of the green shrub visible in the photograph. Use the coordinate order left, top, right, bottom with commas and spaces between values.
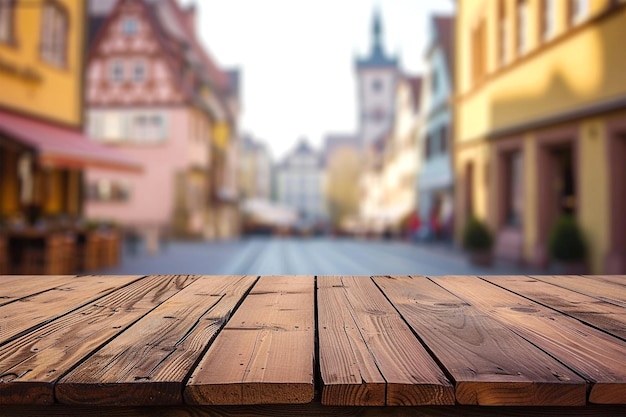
462, 217, 493, 251
549, 215, 586, 261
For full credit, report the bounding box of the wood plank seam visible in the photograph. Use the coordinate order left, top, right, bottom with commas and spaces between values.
179, 275, 261, 394
313, 276, 321, 402
0, 275, 148, 349
530, 276, 626, 308
343, 277, 389, 403
477, 275, 626, 343
55, 275, 260, 406
49, 275, 210, 403
372, 275, 459, 394
429, 276, 626, 405
0, 276, 79, 308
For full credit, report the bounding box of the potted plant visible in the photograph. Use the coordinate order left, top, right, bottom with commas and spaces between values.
462, 217, 494, 266
548, 215, 588, 274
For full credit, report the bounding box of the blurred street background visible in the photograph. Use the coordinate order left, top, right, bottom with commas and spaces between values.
1, 0, 625, 276
100, 237, 542, 276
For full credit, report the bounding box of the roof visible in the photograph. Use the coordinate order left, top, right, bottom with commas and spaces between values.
88, 0, 118, 16
278, 138, 323, 169
355, 9, 398, 69
89, 0, 233, 116
429, 15, 455, 82
0, 110, 141, 172
406, 76, 423, 112
323, 134, 360, 163
87, 15, 107, 48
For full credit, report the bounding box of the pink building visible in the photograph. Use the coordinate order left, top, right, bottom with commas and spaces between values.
85, 0, 240, 251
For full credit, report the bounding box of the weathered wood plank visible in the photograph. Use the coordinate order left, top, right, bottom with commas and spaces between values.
483, 275, 626, 339
435, 276, 626, 404
0, 404, 624, 417
0, 275, 202, 405
317, 276, 386, 405
585, 275, 626, 287
0, 276, 78, 307
184, 276, 315, 405
318, 276, 454, 406
373, 275, 586, 406
0, 275, 143, 345
530, 275, 626, 308
56, 275, 258, 406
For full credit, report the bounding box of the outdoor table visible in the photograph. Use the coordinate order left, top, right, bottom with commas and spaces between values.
0, 274, 624, 416
5, 229, 76, 275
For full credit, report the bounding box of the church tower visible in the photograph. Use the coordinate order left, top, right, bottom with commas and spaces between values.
355, 9, 399, 148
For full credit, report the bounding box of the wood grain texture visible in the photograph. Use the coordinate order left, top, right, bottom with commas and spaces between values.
56, 275, 257, 406
483, 275, 626, 339
0, 276, 77, 307
0, 404, 624, 417
317, 276, 386, 406
585, 275, 626, 287
530, 275, 626, 308
184, 276, 315, 405
373, 275, 586, 406
0, 275, 201, 405
0, 275, 143, 345
435, 276, 626, 404
317, 276, 454, 406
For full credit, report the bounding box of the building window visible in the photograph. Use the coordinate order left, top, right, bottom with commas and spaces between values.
431, 70, 439, 95
110, 60, 124, 82
131, 113, 166, 142
0, 0, 16, 45
504, 151, 524, 227
516, 0, 528, 56
440, 126, 448, 153
424, 134, 432, 159
87, 179, 131, 202
87, 113, 103, 139
497, 0, 508, 66
133, 60, 146, 83
121, 17, 138, 35
568, 0, 588, 26
372, 79, 382, 92
540, 0, 557, 42
40, 1, 68, 67
471, 18, 487, 84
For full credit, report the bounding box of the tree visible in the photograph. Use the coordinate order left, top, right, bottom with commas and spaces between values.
325, 146, 363, 229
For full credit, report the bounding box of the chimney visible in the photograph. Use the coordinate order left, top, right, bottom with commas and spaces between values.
184, 3, 196, 34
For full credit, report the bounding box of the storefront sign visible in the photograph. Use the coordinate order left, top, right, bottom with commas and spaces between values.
0, 56, 43, 84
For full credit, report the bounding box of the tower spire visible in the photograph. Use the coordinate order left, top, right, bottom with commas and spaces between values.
372, 8, 383, 54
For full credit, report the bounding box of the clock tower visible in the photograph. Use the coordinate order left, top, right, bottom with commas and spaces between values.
355, 9, 399, 148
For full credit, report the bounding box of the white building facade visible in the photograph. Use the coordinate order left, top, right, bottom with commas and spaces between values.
417, 15, 455, 239
276, 139, 327, 228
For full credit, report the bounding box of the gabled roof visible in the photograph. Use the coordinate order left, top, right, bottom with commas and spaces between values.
88, 0, 234, 117
428, 15, 455, 82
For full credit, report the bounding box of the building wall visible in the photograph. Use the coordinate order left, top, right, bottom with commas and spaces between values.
0, 0, 85, 126
276, 147, 326, 224
85, 107, 192, 228
381, 79, 420, 230
358, 68, 398, 146
455, 0, 626, 272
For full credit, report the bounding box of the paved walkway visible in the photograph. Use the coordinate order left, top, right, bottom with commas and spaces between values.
100, 237, 545, 276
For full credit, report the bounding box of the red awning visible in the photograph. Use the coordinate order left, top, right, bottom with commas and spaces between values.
0, 110, 141, 172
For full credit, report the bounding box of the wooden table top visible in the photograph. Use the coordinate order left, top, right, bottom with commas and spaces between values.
0, 274, 624, 416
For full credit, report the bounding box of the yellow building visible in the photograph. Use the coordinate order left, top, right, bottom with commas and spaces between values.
454, 0, 626, 273
0, 0, 136, 222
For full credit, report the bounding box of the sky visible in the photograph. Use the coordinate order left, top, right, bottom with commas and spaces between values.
181, 0, 455, 160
